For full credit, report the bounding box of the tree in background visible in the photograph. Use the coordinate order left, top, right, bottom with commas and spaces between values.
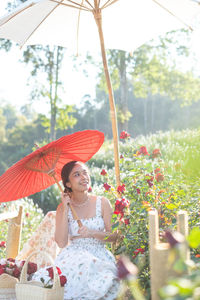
22, 45, 77, 141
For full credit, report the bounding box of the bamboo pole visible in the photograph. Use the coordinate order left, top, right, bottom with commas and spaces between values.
93, 8, 120, 187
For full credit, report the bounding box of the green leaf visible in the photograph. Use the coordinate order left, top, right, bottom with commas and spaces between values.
187, 227, 200, 248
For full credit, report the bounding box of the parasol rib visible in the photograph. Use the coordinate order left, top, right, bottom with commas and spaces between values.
50, 0, 90, 11
152, 0, 193, 31
0, 3, 35, 28
101, 0, 119, 10
20, 0, 65, 48
82, 0, 94, 9
76, 0, 84, 56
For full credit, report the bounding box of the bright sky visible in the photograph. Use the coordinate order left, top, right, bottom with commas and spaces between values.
0, 0, 100, 114
0, 0, 200, 114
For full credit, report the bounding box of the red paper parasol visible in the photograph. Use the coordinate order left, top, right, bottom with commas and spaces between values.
0, 130, 104, 226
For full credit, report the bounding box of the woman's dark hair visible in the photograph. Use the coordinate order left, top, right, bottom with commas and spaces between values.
61, 161, 78, 193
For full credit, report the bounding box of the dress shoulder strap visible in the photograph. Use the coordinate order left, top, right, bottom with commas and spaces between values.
68, 207, 73, 221
96, 196, 102, 217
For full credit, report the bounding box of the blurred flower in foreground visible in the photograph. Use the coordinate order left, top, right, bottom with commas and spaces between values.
164, 230, 184, 248
117, 256, 145, 300
117, 256, 138, 280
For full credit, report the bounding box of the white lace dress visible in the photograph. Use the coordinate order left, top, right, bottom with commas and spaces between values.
33, 196, 119, 300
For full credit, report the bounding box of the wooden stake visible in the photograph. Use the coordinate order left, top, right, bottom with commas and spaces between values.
6, 206, 23, 259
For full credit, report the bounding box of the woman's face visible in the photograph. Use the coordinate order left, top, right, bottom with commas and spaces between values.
66, 162, 90, 192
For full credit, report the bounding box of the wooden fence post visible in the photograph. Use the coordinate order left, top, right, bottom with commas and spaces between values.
149, 209, 189, 300
6, 206, 23, 259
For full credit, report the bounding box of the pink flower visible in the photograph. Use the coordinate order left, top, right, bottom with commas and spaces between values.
100, 169, 107, 176
103, 183, 111, 191
120, 131, 130, 139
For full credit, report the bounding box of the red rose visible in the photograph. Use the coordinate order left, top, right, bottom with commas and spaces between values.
0, 241, 6, 248
133, 248, 145, 259
59, 275, 67, 287
155, 173, 164, 182
120, 131, 130, 139
7, 258, 15, 263
114, 198, 129, 217
88, 186, 92, 192
27, 262, 37, 275
120, 154, 124, 159
100, 169, 107, 176
0, 267, 4, 275
103, 183, 111, 191
146, 174, 154, 187
138, 146, 149, 156
13, 267, 21, 278
152, 148, 161, 158
136, 188, 141, 194
117, 184, 126, 194
154, 168, 161, 174
25, 212, 30, 217
124, 219, 130, 225
47, 267, 62, 279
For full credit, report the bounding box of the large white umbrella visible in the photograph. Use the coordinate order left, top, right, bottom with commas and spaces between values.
0, 0, 199, 186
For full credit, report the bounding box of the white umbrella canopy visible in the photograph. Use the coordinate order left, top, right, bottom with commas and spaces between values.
0, 0, 199, 186
0, 0, 199, 52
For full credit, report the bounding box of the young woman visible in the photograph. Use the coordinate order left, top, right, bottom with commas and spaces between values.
54, 160, 119, 299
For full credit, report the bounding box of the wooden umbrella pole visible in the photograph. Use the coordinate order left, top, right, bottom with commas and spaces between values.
93, 8, 121, 187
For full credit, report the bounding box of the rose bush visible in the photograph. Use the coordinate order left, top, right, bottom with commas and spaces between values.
91, 129, 200, 298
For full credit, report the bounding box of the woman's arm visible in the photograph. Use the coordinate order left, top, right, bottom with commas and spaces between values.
78, 197, 118, 242
55, 193, 70, 248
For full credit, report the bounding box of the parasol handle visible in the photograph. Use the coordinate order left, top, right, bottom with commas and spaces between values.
33, 144, 82, 228
51, 172, 83, 228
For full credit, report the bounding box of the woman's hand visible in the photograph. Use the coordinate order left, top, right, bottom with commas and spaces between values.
61, 192, 70, 210
78, 226, 93, 238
